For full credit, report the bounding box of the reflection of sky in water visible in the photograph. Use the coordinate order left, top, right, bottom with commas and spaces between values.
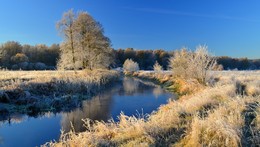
0, 114, 62, 147
0, 77, 175, 147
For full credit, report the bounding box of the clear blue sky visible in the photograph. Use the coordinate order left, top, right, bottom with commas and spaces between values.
0, 0, 259, 59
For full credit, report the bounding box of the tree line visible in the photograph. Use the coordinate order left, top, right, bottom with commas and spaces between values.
217, 56, 260, 70
1, 41, 259, 71
114, 48, 172, 70
0, 9, 259, 71
0, 41, 59, 70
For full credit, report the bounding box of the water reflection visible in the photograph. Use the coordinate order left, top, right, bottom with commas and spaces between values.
0, 77, 174, 146
60, 77, 174, 133
0, 114, 26, 125
61, 93, 113, 133
0, 137, 3, 145
122, 77, 140, 95
153, 87, 164, 98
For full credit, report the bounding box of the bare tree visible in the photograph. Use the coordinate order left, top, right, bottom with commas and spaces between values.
169, 48, 190, 78
73, 12, 90, 69
74, 12, 113, 70
57, 9, 77, 70
191, 45, 216, 84
57, 10, 113, 70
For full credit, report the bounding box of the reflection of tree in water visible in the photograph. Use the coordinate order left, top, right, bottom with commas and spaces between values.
60, 77, 147, 133
60, 93, 113, 133
123, 77, 156, 95
60, 77, 173, 133
0, 114, 26, 125
122, 77, 140, 95
153, 87, 164, 98
0, 137, 3, 145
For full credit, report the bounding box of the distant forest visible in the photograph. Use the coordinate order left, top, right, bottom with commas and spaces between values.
0, 41, 259, 70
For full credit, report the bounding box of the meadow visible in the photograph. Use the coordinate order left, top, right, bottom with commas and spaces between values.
0, 69, 119, 116
44, 70, 260, 146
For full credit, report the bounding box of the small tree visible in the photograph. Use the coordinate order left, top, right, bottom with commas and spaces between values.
11, 53, 29, 64
169, 45, 216, 84
0, 41, 22, 67
192, 45, 216, 84
169, 48, 190, 78
123, 59, 139, 72
153, 61, 163, 73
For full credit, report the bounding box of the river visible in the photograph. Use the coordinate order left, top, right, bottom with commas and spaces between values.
0, 77, 175, 147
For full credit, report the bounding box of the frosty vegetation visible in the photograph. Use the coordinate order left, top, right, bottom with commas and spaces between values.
0, 42, 59, 70
153, 61, 163, 73
123, 58, 140, 72
0, 7, 259, 147
45, 70, 260, 147
57, 9, 113, 70
169, 45, 216, 84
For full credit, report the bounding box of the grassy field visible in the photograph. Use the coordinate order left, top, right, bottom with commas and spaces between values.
0, 69, 119, 116
44, 70, 260, 146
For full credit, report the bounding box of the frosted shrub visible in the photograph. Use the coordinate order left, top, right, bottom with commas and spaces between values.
123, 59, 139, 72
153, 61, 163, 73
169, 48, 190, 79
169, 45, 216, 84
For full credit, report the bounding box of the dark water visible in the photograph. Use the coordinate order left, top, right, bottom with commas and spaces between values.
0, 77, 175, 147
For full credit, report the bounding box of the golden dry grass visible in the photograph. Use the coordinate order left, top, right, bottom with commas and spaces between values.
44, 70, 260, 147
176, 98, 247, 147
0, 69, 119, 90
0, 69, 120, 114
134, 71, 205, 95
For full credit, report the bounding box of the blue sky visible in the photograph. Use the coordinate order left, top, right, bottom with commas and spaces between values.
0, 0, 259, 59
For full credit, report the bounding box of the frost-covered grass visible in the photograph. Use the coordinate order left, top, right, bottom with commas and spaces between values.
0, 70, 119, 91
44, 70, 260, 146
0, 69, 119, 115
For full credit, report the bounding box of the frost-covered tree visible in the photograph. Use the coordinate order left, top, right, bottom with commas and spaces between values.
57, 9, 77, 70
11, 53, 29, 64
169, 48, 190, 78
153, 61, 163, 73
74, 11, 113, 70
123, 59, 139, 72
57, 10, 113, 70
0, 41, 22, 67
191, 46, 216, 83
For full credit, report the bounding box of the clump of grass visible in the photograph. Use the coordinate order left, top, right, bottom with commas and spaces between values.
249, 100, 260, 145
176, 98, 246, 147
246, 81, 260, 97
132, 71, 202, 95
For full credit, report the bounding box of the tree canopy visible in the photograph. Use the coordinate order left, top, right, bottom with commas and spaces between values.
57, 10, 113, 70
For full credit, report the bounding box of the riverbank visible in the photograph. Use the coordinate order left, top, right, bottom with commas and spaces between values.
130, 71, 205, 96
44, 70, 260, 146
0, 70, 120, 118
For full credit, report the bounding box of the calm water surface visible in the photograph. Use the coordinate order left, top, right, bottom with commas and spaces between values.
0, 77, 175, 147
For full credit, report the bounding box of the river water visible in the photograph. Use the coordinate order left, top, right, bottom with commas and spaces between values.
0, 77, 175, 147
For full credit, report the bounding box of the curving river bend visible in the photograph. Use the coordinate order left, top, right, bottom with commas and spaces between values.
0, 77, 175, 147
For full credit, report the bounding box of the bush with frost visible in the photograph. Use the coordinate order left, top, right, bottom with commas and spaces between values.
123, 59, 139, 72
153, 61, 163, 73
169, 45, 216, 84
